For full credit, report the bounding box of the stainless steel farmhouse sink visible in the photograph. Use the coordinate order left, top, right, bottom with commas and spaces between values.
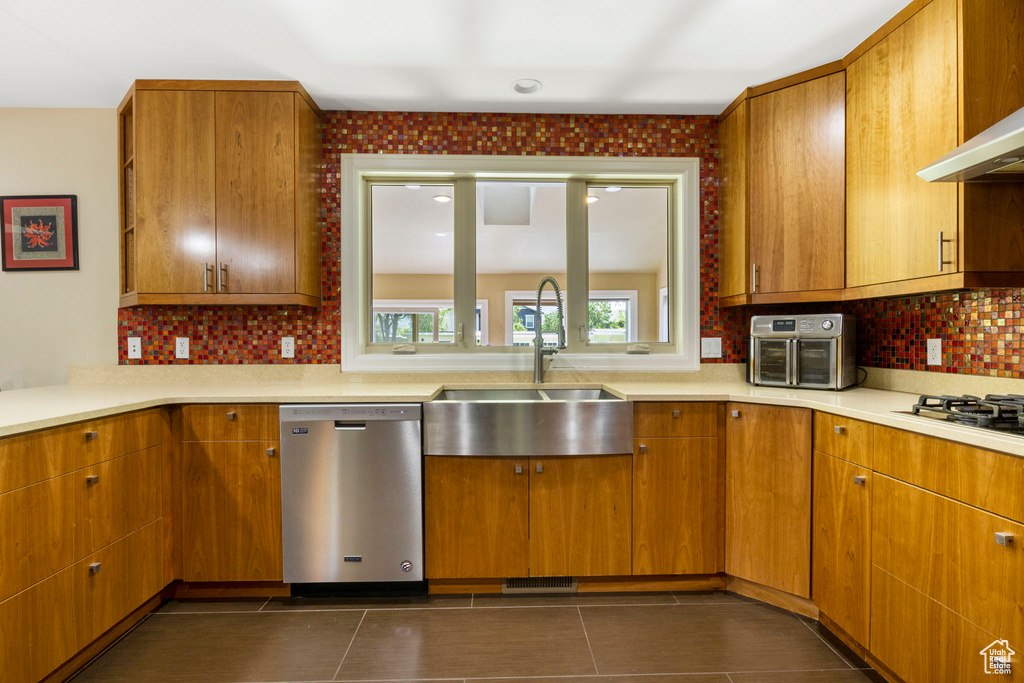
424, 388, 632, 456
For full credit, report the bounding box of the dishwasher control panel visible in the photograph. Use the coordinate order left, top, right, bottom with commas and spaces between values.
280, 404, 421, 422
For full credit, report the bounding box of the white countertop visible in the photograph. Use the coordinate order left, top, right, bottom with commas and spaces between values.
1, 380, 1022, 458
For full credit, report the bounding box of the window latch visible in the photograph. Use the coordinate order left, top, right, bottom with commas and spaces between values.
627, 343, 650, 355
392, 344, 416, 354
580, 324, 587, 342
456, 322, 464, 342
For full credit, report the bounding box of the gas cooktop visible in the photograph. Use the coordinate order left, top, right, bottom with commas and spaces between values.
893, 394, 1024, 435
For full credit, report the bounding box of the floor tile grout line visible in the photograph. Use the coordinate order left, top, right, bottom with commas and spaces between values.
576, 605, 600, 675
672, 592, 680, 605
725, 674, 735, 683
470, 594, 474, 608
152, 601, 695, 613
258, 596, 273, 612
332, 609, 367, 681
66, 612, 154, 682
796, 615, 857, 670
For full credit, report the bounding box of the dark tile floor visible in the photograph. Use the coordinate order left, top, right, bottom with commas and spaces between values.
69, 592, 883, 683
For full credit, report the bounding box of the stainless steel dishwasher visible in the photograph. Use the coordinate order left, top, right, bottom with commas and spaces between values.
279, 404, 423, 588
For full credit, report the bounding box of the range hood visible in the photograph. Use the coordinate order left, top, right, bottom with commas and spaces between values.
918, 105, 1024, 182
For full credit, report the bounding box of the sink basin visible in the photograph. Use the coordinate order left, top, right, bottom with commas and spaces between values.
424, 387, 632, 456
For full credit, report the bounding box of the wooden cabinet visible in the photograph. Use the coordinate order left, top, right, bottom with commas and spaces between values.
725, 403, 811, 597
118, 80, 322, 307
181, 404, 280, 442
718, 100, 749, 303
813, 412, 872, 468
530, 455, 631, 577
424, 456, 529, 579
846, 0, 1024, 295
749, 73, 845, 298
812, 452, 870, 647
0, 567, 78, 683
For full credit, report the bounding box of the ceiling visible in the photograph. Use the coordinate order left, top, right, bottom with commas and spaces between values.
1, 0, 907, 113
372, 184, 667, 274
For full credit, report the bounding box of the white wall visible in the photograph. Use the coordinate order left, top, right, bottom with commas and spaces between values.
0, 108, 118, 389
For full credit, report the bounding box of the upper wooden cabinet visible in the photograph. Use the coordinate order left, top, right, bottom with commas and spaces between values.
719, 74, 846, 305
118, 80, 322, 307
845, 0, 1024, 295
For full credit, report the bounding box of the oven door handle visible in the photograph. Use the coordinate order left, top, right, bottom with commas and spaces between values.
788, 339, 799, 386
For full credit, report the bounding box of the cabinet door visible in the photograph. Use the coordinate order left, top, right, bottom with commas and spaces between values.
135, 90, 217, 294
633, 438, 719, 575
750, 73, 845, 294
182, 441, 282, 581
215, 91, 295, 294
812, 452, 870, 646
530, 455, 631, 577
718, 101, 749, 300
424, 457, 529, 579
725, 403, 811, 597
0, 566, 77, 683
846, 0, 958, 287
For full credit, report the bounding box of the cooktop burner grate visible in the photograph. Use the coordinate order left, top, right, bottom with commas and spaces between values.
910, 394, 1024, 433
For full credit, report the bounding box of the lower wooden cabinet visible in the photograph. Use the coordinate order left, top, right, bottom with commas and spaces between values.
424, 456, 529, 579
530, 455, 631, 577
812, 452, 870, 646
0, 566, 78, 683
182, 440, 283, 581
633, 437, 719, 575
725, 403, 811, 597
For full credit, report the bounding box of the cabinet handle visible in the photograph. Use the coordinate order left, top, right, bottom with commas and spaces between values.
514, 465, 523, 474
85, 431, 99, 441
86, 475, 99, 485
731, 410, 740, 418
639, 444, 648, 454
535, 465, 543, 473
204, 262, 214, 292
671, 410, 680, 418
88, 562, 102, 575
853, 476, 866, 486
266, 448, 276, 457
218, 262, 227, 292
937, 231, 953, 272
751, 264, 758, 293
226, 412, 237, 421
995, 532, 1014, 547
834, 425, 846, 435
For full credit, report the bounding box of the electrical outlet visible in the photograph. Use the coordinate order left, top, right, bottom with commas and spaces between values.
175, 337, 190, 360
281, 336, 295, 359
700, 337, 723, 359
927, 338, 942, 366
127, 337, 142, 359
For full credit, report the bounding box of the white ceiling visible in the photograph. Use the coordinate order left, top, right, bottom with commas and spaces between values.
372, 184, 667, 274
1, 0, 907, 113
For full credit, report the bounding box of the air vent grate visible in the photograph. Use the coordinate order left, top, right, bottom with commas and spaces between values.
502, 577, 578, 594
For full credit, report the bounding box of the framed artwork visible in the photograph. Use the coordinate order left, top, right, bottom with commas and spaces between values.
1, 195, 79, 271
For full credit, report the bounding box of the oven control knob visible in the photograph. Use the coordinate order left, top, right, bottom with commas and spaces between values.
821, 320, 834, 330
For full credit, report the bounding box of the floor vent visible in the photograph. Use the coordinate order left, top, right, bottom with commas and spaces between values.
502, 577, 578, 594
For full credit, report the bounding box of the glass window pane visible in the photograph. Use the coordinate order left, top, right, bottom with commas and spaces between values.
587, 186, 669, 343
477, 181, 566, 347
370, 184, 455, 343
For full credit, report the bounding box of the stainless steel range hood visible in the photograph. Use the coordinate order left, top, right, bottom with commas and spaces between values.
918, 106, 1024, 182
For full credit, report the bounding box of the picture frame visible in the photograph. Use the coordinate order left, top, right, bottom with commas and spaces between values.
1, 194, 79, 271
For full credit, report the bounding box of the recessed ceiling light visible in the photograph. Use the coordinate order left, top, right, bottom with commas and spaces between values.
511, 78, 543, 95
433, 194, 452, 203
586, 195, 600, 204
605, 186, 622, 192
405, 184, 421, 190
996, 157, 1022, 165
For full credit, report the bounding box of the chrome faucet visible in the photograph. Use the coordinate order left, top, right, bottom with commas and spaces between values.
533, 276, 566, 383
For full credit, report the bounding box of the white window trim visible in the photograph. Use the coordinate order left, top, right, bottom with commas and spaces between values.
371, 299, 490, 346
503, 290, 639, 345
340, 153, 700, 372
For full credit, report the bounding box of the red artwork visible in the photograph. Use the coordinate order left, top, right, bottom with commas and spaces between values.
1, 195, 79, 271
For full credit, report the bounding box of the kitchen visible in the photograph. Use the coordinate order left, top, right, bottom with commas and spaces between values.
0, 0, 1022, 682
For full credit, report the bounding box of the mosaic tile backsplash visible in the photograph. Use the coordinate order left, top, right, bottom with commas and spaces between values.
117, 110, 1024, 378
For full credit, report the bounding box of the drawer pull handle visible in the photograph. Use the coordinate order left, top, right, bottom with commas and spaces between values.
995, 532, 1014, 547
226, 412, 237, 421
85, 431, 99, 441
536, 465, 544, 473
266, 448, 276, 457
639, 444, 648, 454
86, 475, 100, 485
671, 410, 680, 418
514, 466, 523, 474
834, 425, 846, 434
731, 410, 740, 418
853, 476, 866, 486
89, 562, 101, 575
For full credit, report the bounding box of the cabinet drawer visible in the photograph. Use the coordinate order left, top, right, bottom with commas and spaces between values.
634, 402, 718, 438
79, 409, 164, 468
0, 566, 78, 683
182, 404, 279, 441
75, 519, 164, 646
813, 412, 872, 467
76, 446, 162, 559
0, 473, 75, 602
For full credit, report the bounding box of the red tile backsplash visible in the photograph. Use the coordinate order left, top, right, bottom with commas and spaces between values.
117, 110, 1024, 378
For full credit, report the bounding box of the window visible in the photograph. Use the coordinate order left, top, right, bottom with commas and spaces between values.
341, 154, 700, 371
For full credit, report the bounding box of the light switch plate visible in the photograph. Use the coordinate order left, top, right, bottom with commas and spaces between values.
175, 337, 189, 360
927, 338, 942, 366
127, 337, 142, 359
281, 336, 295, 359
701, 337, 723, 359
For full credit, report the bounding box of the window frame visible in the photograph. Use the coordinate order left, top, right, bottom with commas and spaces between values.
340, 153, 701, 372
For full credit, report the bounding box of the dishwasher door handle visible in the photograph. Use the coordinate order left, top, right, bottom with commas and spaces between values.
334, 422, 367, 431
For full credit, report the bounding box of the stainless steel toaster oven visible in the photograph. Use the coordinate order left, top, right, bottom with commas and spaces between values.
749, 314, 856, 390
